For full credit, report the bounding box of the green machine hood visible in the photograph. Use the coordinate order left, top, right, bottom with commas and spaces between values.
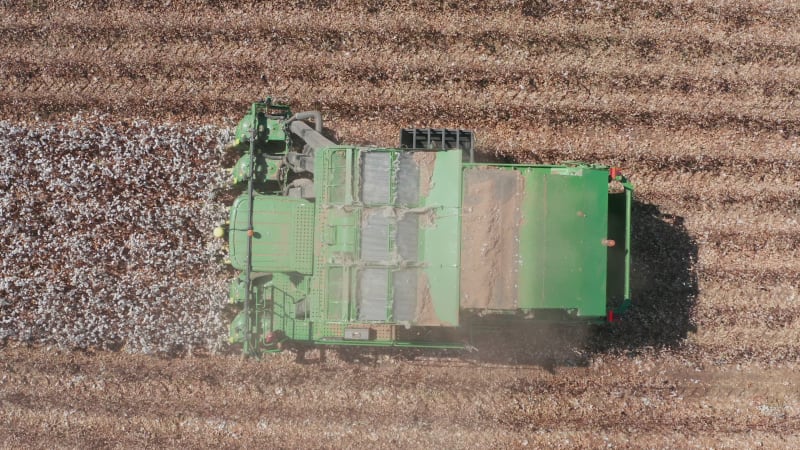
228, 195, 315, 274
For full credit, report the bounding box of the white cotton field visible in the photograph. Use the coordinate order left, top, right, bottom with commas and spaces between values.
0, 117, 235, 353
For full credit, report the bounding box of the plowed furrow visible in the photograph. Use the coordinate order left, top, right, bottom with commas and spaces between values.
699, 305, 800, 330
6, 0, 800, 24
694, 279, 797, 309
5, 50, 800, 100
697, 247, 800, 281
3, 11, 800, 66
6, 0, 800, 23
3, 83, 798, 136
698, 230, 800, 254
694, 326, 800, 359
331, 118, 799, 164
633, 173, 799, 213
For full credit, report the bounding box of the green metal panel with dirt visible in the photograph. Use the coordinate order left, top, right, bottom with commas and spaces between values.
215, 99, 633, 356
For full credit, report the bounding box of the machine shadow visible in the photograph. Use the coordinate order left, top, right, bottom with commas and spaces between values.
329, 199, 698, 368
588, 200, 699, 355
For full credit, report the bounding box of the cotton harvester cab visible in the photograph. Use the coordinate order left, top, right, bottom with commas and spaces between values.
216, 99, 633, 355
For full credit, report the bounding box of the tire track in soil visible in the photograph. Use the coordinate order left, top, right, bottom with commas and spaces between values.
2, 349, 799, 428
5, 45, 800, 98
2, 347, 799, 447
7, 0, 800, 22
3, 88, 798, 137
3, 11, 799, 60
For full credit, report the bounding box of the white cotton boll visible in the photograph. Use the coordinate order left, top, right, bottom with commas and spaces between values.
0, 116, 229, 353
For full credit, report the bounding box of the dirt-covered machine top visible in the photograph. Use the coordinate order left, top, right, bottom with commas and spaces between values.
216, 99, 633, 356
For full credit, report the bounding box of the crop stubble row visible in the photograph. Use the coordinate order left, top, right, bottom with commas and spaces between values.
2, 5, 800, 124
1, 346, 799, 448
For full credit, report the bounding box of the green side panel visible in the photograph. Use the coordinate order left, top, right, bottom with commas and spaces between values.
311, 147, 359, 338
607, 192, 628, 308
229, 195, 315, 274
418, 149, 462, 326
518, 166, 609, 316
324, 266, 353, 321
461, 165, 610, 317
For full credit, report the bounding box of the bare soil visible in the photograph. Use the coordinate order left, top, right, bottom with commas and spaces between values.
1, 346, 799, 448
2, 0, 800, 447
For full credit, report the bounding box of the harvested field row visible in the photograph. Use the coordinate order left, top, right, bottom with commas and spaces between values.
692, 327, 800, 363
5, 0, 800, 24
7, 49, 800, 100
697, 297, 800, 330
5, 402, 797, 449
633, 173, 800, 212
4, 77, 783, 122
5, 54, 800, 110
6, 0, 799, 20
4, 3, 799, 137
697, 229, 799, 254
2, 347, 799, 448
682, 209, 798, 238
4, 38, 800, 73
2, 28, 798, 67
332, 119, 800, 167
3, 88, 798, 137
3, 7, 799, 50
695, 285, 800, 330
697, 248, 800, 282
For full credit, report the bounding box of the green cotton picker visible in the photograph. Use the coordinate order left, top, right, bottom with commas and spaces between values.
214, 99, 633, 356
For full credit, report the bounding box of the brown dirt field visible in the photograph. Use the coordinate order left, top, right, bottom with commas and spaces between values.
1, 346, 799, 448
2, 0, 800, 447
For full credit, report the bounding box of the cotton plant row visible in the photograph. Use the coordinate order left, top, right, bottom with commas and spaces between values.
0, 116, 235, 353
